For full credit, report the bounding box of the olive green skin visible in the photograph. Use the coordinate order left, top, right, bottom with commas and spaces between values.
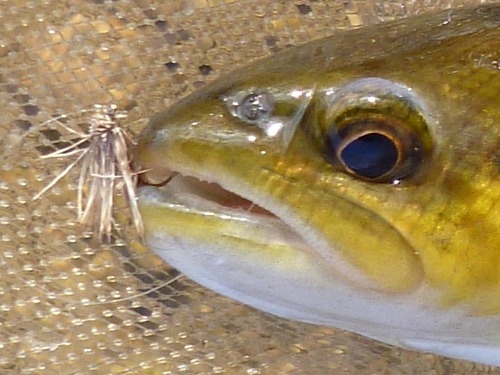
136, 5, 499, 314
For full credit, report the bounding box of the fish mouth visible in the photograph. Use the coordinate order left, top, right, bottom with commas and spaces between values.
138, 164, 314, 252
161, 174, 278, 218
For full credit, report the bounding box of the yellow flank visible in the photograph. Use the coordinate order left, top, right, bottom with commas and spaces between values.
136, 6, 500, 314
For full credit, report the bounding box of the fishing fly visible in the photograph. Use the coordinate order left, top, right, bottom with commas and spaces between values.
30, 104, 144, 242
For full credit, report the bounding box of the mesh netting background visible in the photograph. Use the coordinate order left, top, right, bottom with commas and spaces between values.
1, 1, 499, 374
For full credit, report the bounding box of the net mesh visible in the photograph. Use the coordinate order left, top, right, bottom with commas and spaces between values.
1, 1, 499, 374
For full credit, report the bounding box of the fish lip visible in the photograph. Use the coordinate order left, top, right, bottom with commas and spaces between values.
138, 163, 314, 248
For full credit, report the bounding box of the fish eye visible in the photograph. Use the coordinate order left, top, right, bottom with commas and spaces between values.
337, 130, 399, 179
322, 78, 433, 182
224, 90, 273, 124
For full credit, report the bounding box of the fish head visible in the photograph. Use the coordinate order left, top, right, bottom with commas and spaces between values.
135, 5, 500, 366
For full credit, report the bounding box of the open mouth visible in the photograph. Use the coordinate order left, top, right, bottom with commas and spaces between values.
137, 165, 313, 252
167, 174, 277, 217
139, 166, 281, 219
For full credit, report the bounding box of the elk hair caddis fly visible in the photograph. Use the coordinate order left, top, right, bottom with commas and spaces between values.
28, 103, 145, 242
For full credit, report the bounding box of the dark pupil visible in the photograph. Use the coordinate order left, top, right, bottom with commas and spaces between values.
340, 133, 398, 178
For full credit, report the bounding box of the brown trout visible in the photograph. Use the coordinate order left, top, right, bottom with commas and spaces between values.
135, 5, 500, 366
